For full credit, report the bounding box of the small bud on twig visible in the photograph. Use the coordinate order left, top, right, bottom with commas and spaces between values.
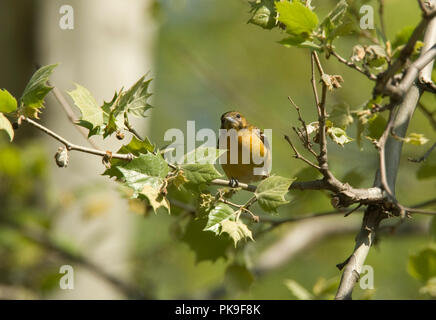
54, 146, 69, 168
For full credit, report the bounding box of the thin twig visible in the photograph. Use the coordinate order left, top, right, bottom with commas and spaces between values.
284, 135, 321, 170
288, 96, 318, 157
124, 116, 144, 141
20, 116, 133, 161
329, 50, 377, 81
379, 0, 387, 40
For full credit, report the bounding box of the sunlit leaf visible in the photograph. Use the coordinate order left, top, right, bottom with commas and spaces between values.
327, 127, 353, 146
114, 76, 153, 118
329, 103, 353, 129
68, 83, 104, 136
114, 153, 169, 195
181, 163, 222, 185
0, 112, 14, 141
0, 89, 17, 113
255, 175, 294, 212
276, 1, 318, 39
204, 203, 234, 234
400, 133, 429, 146
20, 64, 57, 113
320, 0, 348, 41
138, 185, 170, 214
220, 219, 254, 247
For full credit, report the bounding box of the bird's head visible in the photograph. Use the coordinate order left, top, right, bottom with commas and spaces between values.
220, 111, 247, 130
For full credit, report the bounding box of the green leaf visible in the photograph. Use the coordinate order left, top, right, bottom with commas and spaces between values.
401, 133, 429, 146
248, 0, 276, 30
367, 114, 386, 140
255, 175, 294, 212
183, 147, 226, 164
365, 45, 388, 68
118, 136, 155, 156
276, 1, 318, 39
204, 203, 235, 234
68, 83, 104, 136
408, 247, 436, 282
138, 185, 170, 214
101, 91, 126, 137
115, 153, 169, 195
180, 147, 225, 185
278, 36, 322, 50
220, 219, 253, 247
320, 0, 348, 41
284, 279, 313, 300
0, 89, 17, 113
20, 64, 57, 111
116, 76, 153, 117
224, 264, 255, 292
181, 218, 232, 263
103, 136, 156, 176
181, 163, 222, 185
327, 127, 353, 146
329, 103, 353, 129
0, 113, 14, 141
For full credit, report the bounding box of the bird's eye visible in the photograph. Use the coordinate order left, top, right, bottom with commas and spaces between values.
236, 114, 241, 119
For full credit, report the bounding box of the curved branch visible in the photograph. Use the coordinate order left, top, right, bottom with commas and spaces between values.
335, 3, 436, 299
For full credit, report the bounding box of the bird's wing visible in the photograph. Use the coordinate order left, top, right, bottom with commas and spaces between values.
249, 125, 270, 151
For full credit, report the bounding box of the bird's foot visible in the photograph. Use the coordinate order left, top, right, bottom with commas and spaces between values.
229, 178, 239, 188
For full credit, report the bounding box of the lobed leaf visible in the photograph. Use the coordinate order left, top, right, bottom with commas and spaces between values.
138, 185, 170, 214
68, 83, 104, 136
255, 175, 294, 212
20, 64, 57, 112
204, 203, 235, 235
327, 126, 353, 146
115, 153, 169, 195
220, 219, 254, 247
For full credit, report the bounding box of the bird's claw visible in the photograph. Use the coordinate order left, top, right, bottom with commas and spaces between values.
229, 178, 239, 188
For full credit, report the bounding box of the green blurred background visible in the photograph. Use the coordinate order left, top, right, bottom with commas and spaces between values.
0, 0, 435, 299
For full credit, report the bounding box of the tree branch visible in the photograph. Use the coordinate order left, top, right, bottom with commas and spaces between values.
19, 116, 134, 162
335, 2, 436, 299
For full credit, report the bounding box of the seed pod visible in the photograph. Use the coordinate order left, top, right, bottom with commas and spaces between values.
54, 146, 69, 168
116, 130, 125, 140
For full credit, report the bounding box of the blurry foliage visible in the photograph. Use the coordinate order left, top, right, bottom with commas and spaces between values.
0, 139, 64, 298
0, 0, 435, 300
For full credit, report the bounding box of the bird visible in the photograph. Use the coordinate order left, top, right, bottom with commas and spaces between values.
218, 111, 271, 187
